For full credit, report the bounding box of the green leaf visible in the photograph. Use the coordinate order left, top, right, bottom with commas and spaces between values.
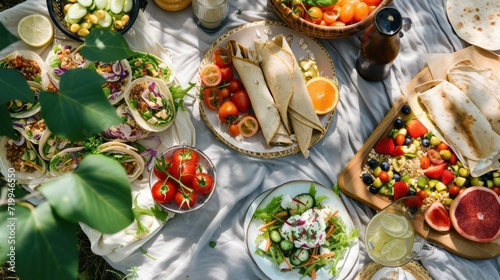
0, 68, 34, 104
0, 22, 19, 50
0, 202, 78, 280
80, 29, 134, 63
0, 106, 16, 139
39, 154, 134, 234
39, 68, 121, 142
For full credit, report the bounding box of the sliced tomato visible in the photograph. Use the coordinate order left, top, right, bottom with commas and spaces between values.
203, 87, 223, 110
238, 115, 259, 137
323, 7, 340, 25
200, 64, 222, 87
151, 180, 177, 204
220, 67, 233, 84
192, 172, 215, 195
212, 47, 232, 68
230, 89, 250, 113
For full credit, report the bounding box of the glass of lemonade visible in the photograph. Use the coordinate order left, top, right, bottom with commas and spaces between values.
365, 197, 431, 271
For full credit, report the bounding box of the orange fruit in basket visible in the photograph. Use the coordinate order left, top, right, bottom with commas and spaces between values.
306, 77, 339, 115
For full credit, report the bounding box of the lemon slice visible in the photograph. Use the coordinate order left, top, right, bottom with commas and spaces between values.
381, 238, 409, 261
379, 213, 409, 237
17, 14, 54, 47
368, 227, 393, 253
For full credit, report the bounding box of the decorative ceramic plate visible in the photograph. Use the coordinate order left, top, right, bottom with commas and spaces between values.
245, 180, 359, 279
199, 21, 337, 158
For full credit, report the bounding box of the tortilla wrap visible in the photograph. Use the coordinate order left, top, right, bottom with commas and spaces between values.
11, 112, 46, 145
103, 103, 150, 142
416, 80, 500, 162
49, 147, 88, 177
446, 60, 500, 135
255, 35, 324, 156
45, 43, 86, 90
0, 134, 46, 184
124, 77, 176, 133
84, 59, 132, 105
8, 81, 42, 119
38, 129, 81, 161
226, 40, 292, 147
97, 142, 145, 182
1, 50, 50, 90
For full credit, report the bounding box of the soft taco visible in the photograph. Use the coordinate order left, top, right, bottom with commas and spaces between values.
38, 129, 81, 161
45, 43, 87, 89
49, 147, 88, 177
124, 77, 176, 132
96, 142, 145, 182
11, 112, 46, 145
7, 81, 42, 119
0, 50, 50, 90
0, 133, 46, 184
103, 103, 150, 142
127, 51, 174, 84
84, 59, 132, 105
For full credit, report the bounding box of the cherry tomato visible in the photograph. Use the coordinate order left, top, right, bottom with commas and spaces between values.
420, 156, 431, 169
238, 115, 259, 137
220, 66, 233, 84
394, 134, 405, 146
226, 79, 243, 93
305, 7, 323, 24
200, 64, 222, 87
230, 89, 250, 113
330, 21, 346, 26
212, 47, 232, 68
448, 185, 461, 196
192, 172, 215, 195
172, 148, 199, 166
203, 87, 223, 110
174, 190, 198, 209
378, 171, 389, 183
339, 4, 354, 23
151, 180, 177, 204
353, 2, 369, 21
220, 87, 230, 99
417, 190, 429, 200
228, 123, 240, 137
491, 186, 500, 196
292, 4, 306, 18
362, 0, 382, 6
169, 161, 198, 185
218, 100, 239, 123
427, 149, 444, 165
153, 156, 173, 180
323, 7, 340, 25
437, 142, 449, 151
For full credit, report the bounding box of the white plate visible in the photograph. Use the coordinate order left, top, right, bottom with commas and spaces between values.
199, 21, 337, 158
245, 180, 359, 280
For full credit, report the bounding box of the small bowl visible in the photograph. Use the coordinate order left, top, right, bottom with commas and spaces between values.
149, 145, 216, 214
270, 0, 392, 39
46, 0, 142, 42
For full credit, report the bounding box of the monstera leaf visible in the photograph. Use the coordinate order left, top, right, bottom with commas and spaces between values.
39, 68, 122, 142
80, 29, 134, 63
39, 154, 134, 234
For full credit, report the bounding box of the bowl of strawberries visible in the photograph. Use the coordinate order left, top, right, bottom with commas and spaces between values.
149, 145, 216, 213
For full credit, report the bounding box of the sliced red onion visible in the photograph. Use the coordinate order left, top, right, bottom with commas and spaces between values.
12, 121, 24, 128
13, 136, 25, 146
141, 91, 160, 109
33, 134, 42, 140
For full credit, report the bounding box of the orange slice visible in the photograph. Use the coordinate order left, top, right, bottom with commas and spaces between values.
306, 77, 339, 115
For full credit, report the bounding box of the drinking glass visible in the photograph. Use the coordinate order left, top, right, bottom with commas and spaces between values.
192, 0, 229, 32
365, 197, 433, 279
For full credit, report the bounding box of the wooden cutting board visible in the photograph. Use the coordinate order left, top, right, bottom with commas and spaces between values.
338, 57, 500, 260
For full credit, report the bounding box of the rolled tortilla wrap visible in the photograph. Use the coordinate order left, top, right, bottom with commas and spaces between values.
38, 129, 80, 161
226, 40, 292, 147
11, 112, 46, 145
103, 103, 150, 142
416, 80, 500, 161
255, 35, 324, 156
1, 50, 50, 90
49, 147, 87, 177
97, 142, 145, 182
8, 81, 42, 119
446, 60, 500, 135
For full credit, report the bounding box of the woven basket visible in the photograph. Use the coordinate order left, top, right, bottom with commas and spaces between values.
270, 0, 393, 39
46, 0, 143, 42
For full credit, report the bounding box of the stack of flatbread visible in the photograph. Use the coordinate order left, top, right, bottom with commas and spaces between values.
415, 60, 500, 176
227, 35, 324, 157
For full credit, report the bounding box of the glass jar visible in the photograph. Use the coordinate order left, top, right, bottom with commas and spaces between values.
356, 7, 411, 81
153, 0, 192, 11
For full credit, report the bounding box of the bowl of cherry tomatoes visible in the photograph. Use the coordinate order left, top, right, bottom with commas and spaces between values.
271, 0, 392, 39
149, 146, 216, 214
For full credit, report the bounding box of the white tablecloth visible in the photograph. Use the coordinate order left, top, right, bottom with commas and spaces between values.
1, 0, 499, 279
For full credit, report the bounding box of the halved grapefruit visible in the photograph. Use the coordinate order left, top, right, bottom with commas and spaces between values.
449, 186, 500, 242
424, 201, 451, 232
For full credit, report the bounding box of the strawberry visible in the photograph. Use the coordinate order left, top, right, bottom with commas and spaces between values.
404, 196, 423, 207
449, 151, 457, 165
374, 137, 396, 155
441, 170, 455, 185
393, 181, 410, 200
391, 146, 405, 156
406, 118, 428, 139
424, 163, 447, 179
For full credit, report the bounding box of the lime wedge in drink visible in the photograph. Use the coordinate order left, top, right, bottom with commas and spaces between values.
379, 212, 409, 237
381, 238, 409, 261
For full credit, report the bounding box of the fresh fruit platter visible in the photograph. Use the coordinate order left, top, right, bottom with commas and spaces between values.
338, 95, 500, 260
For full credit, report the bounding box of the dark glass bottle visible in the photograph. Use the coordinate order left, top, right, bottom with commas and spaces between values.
356, 7, 411, 81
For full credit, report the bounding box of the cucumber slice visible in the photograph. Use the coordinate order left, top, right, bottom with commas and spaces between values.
269, 230, 282, 243
95, 0, 108, 9
291, 193, 315, 210
67, 3, 88, 20
110, 0, 124, 14
64, 14, 81, 25
77, 0, 93, 7
97, 10, 113, 27
279, 240, 294, 252
123, 0, 133, 12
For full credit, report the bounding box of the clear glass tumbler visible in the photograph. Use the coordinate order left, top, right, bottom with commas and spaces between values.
192, 0, 229, 32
